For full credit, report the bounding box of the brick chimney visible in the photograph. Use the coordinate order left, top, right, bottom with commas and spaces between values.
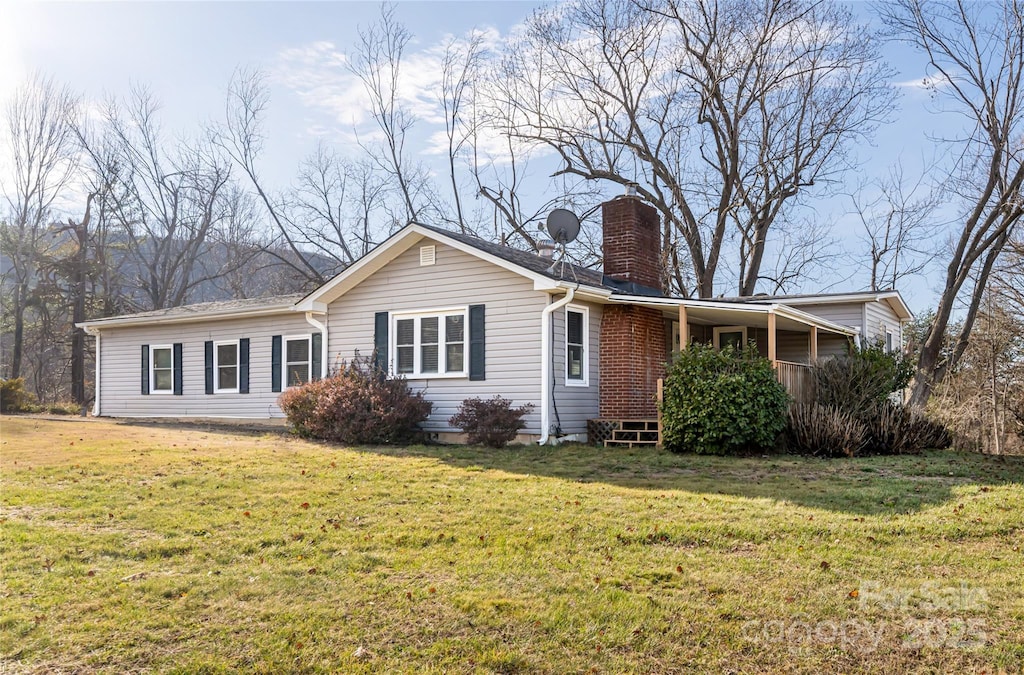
599, 191, 667, 420
601, 193, 662, 291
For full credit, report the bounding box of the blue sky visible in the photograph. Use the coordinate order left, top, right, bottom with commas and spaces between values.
2, 1, 967, 312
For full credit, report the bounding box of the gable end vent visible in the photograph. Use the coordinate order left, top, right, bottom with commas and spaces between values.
419, 245, 436, 266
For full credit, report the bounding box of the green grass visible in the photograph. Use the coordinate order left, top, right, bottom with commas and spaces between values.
1, 416, 1022, 673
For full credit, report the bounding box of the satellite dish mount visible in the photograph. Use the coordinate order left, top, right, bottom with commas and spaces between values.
542, 209, 581, 278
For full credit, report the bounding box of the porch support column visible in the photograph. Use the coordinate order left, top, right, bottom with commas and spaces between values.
678, 305, 688, 350
768, 309, 777, 366
810, 326, 818, 363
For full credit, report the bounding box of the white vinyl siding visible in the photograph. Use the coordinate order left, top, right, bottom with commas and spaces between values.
550, 299, 602, 435
793, 301, 904, 351
326, 241, 549, 435
865, 301, 903, 349
97, 313, 313, 418
776, 330, 811, 363
150, 345, 173, 394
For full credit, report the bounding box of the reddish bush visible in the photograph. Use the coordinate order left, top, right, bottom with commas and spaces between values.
278, 357, 432, 445
449, 396, 534, 448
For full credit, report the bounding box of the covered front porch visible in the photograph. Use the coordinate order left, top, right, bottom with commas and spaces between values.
589, 297, 857, 447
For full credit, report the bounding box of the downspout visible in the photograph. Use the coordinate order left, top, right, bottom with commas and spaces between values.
83, 326, 101, 416
539, 288, 575, 445
304, 311, 328, 378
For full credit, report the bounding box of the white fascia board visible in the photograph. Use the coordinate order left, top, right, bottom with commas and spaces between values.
294, 227, 426, 310
600, 295, 856, 335
880, 292, 914, 321
606, 295, 773, 313
412, 225, 557, 287
551, 282, 612, 299
297, 223, 581, 309
772, 305, 858, 336
76, 304, 299, 330
754, 292, 914, 321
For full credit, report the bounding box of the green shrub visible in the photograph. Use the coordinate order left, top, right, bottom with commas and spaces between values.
0, 378, 36, 413
449, 396, 534, 448
786, 404, 868, 457
813, 341, 913, 413
660, 344, 790, 455
278, 356, 432, 445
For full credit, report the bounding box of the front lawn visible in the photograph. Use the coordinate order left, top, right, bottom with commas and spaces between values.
1, 417, 1022, 673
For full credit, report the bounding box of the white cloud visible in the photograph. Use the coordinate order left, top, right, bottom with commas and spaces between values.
894, 72, 953, 91
271, 26, 511, 155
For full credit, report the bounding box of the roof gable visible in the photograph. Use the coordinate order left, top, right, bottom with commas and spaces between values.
295, 222, 617, 310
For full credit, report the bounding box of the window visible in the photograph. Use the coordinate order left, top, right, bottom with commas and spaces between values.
392, 309, 467, 377
886, 330, 895, 354
214, 340, 239, 393
284, 335, 311, 387
150, 345, 173, 394
565, 305, 589, 386
713, 326, 748, 351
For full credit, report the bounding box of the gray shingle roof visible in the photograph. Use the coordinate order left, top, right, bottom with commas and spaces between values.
417, 223, 668, 297
85, 293, 305, 324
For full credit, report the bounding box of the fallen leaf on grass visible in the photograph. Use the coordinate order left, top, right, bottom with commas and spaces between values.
820, 561, 830, 571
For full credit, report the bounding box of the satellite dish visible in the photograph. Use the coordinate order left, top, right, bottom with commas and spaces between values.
546, 209, 581, 245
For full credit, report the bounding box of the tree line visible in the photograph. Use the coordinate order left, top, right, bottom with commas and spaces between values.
2, 0, 1021, 449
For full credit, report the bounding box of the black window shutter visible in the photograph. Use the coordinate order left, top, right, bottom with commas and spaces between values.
311, 333, 322, 381
271, 335, 282, 392
204, 341, 214, 395
469, 304, 485, 381
172, 343, 183, 395
141, 345, 150, 395
239, 338, 250, 394
374, 312, 389, 373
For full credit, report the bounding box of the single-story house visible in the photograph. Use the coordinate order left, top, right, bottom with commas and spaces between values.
78, 193, 912, 444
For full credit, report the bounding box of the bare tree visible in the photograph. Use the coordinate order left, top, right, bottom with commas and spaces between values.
435, 32, 488, 233
879, 0, 1024, 408
492, 0, 894, 296
85, 88, 240, 310
1, 74, 80, 379
350, 3, 431, 226
220, 68, 327, 285
848, 164, 943, 291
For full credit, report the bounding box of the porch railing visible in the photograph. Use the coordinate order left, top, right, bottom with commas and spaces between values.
774, 360, 814, 403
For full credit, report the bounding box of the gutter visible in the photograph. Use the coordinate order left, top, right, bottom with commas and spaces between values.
77, 303, 300, 330
303, 311, 329, 378
539, 288, 576, 445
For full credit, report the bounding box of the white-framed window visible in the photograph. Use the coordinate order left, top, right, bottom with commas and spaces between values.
150, 345, 174, 394
214, 340, 239, 393
565, 304, 589, 386
283, 334, 312, 388
392, 308, 467, 378
886, 330, 895, 354
713, 326, 748, 351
